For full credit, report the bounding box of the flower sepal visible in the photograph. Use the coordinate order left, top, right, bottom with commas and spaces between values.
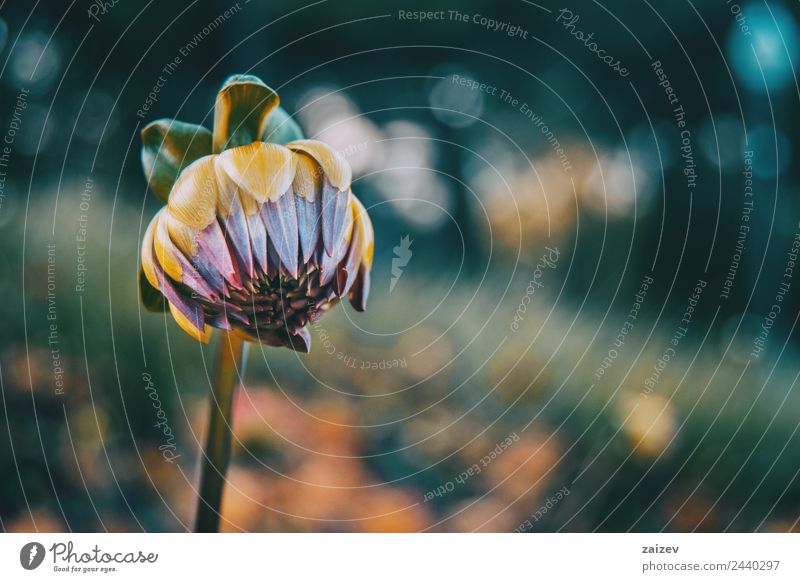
141, 120, 212, 202
262, 105, 304, 145
213, 74, 279, 152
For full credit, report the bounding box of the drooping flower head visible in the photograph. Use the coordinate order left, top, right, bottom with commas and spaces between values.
139, 75, 373, 351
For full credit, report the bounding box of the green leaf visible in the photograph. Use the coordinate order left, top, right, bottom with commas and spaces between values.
141, 120, 212, 202
213, 74, 279, 152
262, 106, 304, 144
139, 267, 167, 312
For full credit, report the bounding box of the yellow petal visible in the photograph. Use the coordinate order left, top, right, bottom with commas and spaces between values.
169, 302, 212, 343
153, 210, 183, 282
141, 212, 160, 290
167, 155, 220, 231
165, 214, 197, 258
351, 194, 374, 266
215, 142, 295, 204
291, 151, 322, 201
286, 139, 351, 191
343, 201, 355, 242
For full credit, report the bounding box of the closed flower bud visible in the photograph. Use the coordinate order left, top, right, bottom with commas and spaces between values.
139, 75, 373, 351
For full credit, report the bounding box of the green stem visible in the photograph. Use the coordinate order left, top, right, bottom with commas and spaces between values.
194, 331, 244, 532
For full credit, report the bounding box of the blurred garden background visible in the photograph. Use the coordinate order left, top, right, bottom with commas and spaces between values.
1, 0, 800, 532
